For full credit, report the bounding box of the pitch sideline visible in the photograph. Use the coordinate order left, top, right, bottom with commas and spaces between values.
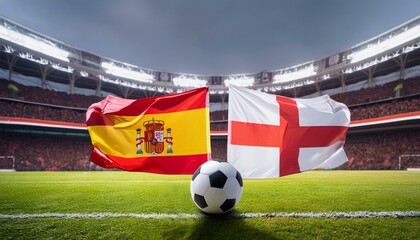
1, 211, 419, 219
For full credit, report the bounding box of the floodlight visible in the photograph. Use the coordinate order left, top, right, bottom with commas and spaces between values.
101, 62, 154, 83
224, 76, 254, 87
0, 24, 69, 62
80, 71, 89, 77
273, 65, 316, 83
52, 63, 73, 73
348, 25, 420, 63
19, 52, 49, 65
3, 45, 14, 53
173, 75, 207, 88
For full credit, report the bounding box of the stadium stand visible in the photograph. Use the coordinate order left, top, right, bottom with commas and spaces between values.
0, 133, 92, 171
0, 75, 419, 170
1, 77, 419, 126
1, 130, 419, 171
0, 78, 102, 108
342, 130, 420, 170
0, 99, 85, 123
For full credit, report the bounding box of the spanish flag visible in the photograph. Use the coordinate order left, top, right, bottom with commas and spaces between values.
86, 87, 210, 174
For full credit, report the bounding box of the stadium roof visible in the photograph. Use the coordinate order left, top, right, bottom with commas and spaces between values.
0, 8, 419, 100
1, 0, 420, 75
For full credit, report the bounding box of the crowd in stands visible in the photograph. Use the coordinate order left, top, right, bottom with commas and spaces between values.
350, 97, 419, 120
211, 139, 227, 160
1, 77, 419, 126
0, 75, 419, 171
210, 122, 228, 131
1, 130, 418, 171
332, 77, 420, 106
0, 100, 86, 123
0, 95, 417, 127
0, 78, 102, 108
0, 133, 92, 171
341, 130, 420, 170
210, 111, 228, 121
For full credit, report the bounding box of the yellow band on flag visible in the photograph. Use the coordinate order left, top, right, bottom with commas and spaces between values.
88, 108, 210, 158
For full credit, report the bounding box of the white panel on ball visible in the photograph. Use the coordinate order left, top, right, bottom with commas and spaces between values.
218, 162, 238, 177
199, 161, 220, 175
191, 174, 211, 196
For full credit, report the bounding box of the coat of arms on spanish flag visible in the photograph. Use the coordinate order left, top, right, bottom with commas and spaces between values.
86, 87, 210, 174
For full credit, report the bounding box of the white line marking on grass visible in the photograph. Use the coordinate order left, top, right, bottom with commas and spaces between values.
235, 211, 420, 218
0, 213, 200, 219
1, 211, 419, 219
12, 180, 190, 184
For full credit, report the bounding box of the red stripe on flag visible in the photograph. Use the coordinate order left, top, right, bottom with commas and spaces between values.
230, 121, 281, 147
86, 87, 208, 127
90, 147, 208, 174
277, 96, 349, 176
294, 126, 348, 147
277, 96, 301, 176
116, 88, 207, 116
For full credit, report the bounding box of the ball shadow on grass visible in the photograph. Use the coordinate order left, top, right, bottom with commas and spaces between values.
164, 210, 276, 240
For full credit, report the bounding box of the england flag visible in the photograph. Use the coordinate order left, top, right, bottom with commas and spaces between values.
227, 85, 351, 178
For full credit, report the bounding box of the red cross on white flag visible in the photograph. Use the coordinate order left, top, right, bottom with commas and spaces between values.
227, 85, 351, 178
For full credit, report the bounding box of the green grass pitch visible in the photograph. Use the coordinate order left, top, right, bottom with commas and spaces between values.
0, 170, 419, 239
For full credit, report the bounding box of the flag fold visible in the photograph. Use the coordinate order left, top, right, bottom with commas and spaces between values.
86, 87, 211, 174
227, 85, 350, 178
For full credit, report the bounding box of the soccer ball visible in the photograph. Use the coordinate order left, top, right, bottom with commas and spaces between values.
190, 160, 243, 214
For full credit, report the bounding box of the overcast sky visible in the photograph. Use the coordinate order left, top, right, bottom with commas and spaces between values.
0, 0, 419, 75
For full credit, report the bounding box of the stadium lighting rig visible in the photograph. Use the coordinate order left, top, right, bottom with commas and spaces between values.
224, 75, 255, 87
343, 38, 420, 75
272, 86, 283, 92
262, 86, 282, 93
18, 52, 49, 65
272, 64, 316, 83
3, 45, 14, 53
0, 24, 70, 62
209, 89, 227, 95
282, 79, 315, 90
51, 63, 74, 73
98, 74, 175, 94
80, 71, 89, 77
100, 75, 141, 88
348, 25, 420, 63
172, 74, 208, 88
101, 61, 154, 83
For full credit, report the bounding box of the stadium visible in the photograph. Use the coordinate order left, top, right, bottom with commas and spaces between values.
0, 12, 419, 240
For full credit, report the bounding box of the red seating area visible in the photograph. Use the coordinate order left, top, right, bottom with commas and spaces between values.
1, 129, 418, 171
332, 77, 420, 106
350, 97, 419, 120
1, 77, 419, 127
0, 133, 92, 171
0, 100, 85, 123
0, 79, 103, 108
341, 130, 420, 170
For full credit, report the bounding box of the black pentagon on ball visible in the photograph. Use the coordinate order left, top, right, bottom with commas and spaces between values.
220, 199, 236, 212
192, 167, 201, 181
236, 171, 243, 187
209, 170, 228, 188
194, 194, 208, 208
